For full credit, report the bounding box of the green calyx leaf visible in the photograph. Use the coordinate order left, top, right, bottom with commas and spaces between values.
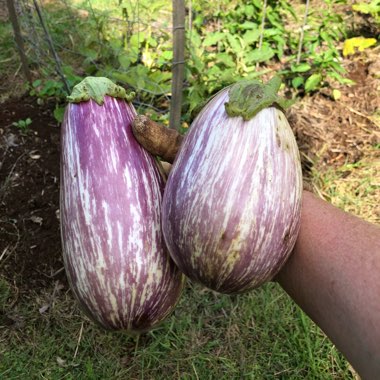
224, 76, 295, 121
67, 76, 135, 105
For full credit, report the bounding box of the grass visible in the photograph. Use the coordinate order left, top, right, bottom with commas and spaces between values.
0, 279, 356, 379
311, 145, 380, 224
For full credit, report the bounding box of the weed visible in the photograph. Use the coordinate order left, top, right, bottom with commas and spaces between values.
12, 118, 32, 133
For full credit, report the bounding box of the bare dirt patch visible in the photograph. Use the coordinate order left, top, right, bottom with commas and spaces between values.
0, 96, 64, 291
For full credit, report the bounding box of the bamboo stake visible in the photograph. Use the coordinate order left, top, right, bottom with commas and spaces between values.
170, 0, 186, 131
296, 0, 310, 64
256, 0, 267, 70
6, 0, 32, 84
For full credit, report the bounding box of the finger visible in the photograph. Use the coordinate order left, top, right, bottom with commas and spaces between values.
132, 115, 184, 163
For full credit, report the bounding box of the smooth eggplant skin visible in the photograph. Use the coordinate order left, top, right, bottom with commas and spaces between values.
60, 96, 184, 332
162, 90, 302, 294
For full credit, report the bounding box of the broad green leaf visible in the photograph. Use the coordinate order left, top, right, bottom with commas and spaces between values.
353, 1, 380, 15
189, 29, 202, 49
239, 21, 258, 30
150, 71, 171, 84
157, 50, 173, 65
243, 4, 254, 17
203, 32, 225, 47
82, 48, 98, 60
291, 63, 311, 73
219, 68, 236, 83
244, 46, 275, 63
54, 106, 65, 123
118, 54, 131, 69
264, 28, 281, 37
243, 29, 260, 45
216, 53, 235, 68
33, 79, 42, 88
208, 65, 222, 78
130, 33, 146, 49
147, 37, 158, 48
109, 38, 122, 50
227, 34, 242, 53
292, 77, 304, 89
305, 73, 322, 92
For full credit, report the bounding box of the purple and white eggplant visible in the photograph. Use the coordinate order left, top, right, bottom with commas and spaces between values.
60, 77, 184, 332
162, 77, 302, 294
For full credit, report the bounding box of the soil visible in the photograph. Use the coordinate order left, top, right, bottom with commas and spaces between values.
0, 56, 379, 294
0, 96, 65, 291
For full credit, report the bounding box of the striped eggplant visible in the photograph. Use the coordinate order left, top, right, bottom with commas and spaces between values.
60, 77, 184, 332
162, 77, 302, 294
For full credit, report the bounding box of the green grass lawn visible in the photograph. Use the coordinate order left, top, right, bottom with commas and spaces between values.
0, 280, 354, 379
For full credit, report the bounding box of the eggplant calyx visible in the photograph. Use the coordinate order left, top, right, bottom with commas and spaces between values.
67, 76, 135, 105
225, 76, 295, 121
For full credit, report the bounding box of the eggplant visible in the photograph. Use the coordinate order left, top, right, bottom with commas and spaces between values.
60, 77, 184, 332
162, 77, 302, 294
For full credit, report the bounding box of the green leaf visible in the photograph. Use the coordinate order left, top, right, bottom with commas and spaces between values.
244, 46, 275, 63
157, 50, 173, 65
226, 34, 242, 53
118, 54, 131, 69
264, 28, 281, 37
291, 63, 311, 73
130, 33, 145, 49
216, 53, 235, 68
239, 21, 258, 30
147, 36, 158, 48
326, 71, 355, 85
353, 1, 380, 15
203, 32, 225, 47
82, 48, 98, 60
329, 61, 346, 74
208, 65, 222, 78
305, 73, 322, 92
109, 38, 122, 50
243, 4, 254, 17
54, 106, 65, 123
189, 29, 202, 49
219, 68, 236, 83
292, 77, 304, 89
243, 29, 260, 45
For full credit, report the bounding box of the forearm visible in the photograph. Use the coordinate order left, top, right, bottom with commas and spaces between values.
277, 191, 380, 379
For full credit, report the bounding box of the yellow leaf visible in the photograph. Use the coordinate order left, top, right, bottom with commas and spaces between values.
333, 89, 341, 101
343, 37, 377, 57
